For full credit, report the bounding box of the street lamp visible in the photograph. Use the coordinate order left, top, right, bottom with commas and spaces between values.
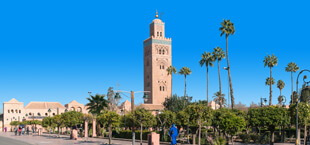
65, 109, 68, 112
114, 90, 150, 145
295, 69, 310, 145
260, 97, 267, 107
48, 108, 51, 116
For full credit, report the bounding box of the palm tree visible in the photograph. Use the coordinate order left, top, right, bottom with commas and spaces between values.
86, 94, 108, 137
277, 80, 285, 97
212, 47, 225, 96
220, 19, 235, 109
167, 65, 177, 97
285, 62, 299, 104
263, 54, 278, 106
265, 77, 275, 105
213, 91, 226, 108
278, 95, 285, 106
179, 67, 192, 98
86, 94, 109, 116
199, 51, 215, 103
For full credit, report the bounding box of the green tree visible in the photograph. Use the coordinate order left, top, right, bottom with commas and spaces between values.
218, 111, 245, 145
249, 106, 289, 145
179, 67, 192, 97
156, 110, 176, 141
184, 104, 213, 145
285, 62, 299, 104
213, 91, 226, 108
163, 94, 190, 113
199, 51, 215, 103
98, 111, 120, 144
62, 111, 83, 130
107, 87, 118, 111
289, 102, 310, 145
52, 115, 65, 137
42, 116, 53, 133
212, 47, 225, 96
277, 95, 285, 106
134, 108, 156, 145
167, 65, 177, 97
263, 54, 278, 106
220, 19, 235, 109
30, 120, 42, 133
265, 77, 275, 105
10, 121, 20, 129
291, 91, 298, 104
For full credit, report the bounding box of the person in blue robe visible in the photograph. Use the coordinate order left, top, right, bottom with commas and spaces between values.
169, 124, 178, 145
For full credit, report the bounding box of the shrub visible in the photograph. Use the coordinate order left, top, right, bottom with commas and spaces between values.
250, 133, 260, 143
259, 132, 270, 144
112, 130, 158, 140
239, 133, 251, 143
214, 136, 227, 145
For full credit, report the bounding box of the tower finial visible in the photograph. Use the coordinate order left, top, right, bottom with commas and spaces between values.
155, 9, 158, 18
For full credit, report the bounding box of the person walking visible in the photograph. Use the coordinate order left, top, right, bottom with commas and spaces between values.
18, 127, 21, 136
14, 128, 17, 136
169, 124, 178, 145
27, 127, 29, 135
22, 127, 25, 135
4, 127, 7, 133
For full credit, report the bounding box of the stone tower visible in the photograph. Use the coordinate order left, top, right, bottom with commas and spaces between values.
143, 12, 172, 106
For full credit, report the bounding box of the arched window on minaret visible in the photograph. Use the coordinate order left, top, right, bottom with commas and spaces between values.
162, 65, 165, 69
160, 65, 161, 69
157, 32, 159, 37
159, 50, 161, 54
160, 86, 162, 91
160, 32, 162, 37
163, 86, 165, 91
163, 50, 165, 55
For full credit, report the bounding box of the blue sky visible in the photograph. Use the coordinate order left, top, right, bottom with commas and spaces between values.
0, 1, 309, 113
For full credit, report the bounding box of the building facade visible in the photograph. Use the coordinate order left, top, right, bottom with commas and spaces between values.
143, 12, 172, 109
2, 98, 88, 131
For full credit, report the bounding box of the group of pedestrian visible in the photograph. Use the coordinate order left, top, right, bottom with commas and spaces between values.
13, 126, 30, 136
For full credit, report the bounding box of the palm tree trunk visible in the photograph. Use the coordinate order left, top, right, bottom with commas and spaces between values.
207, 66, 209, 103
140, 123, 143, 145
198, 123, 201, 145
171, 74, 173, 97
270, 67, 272, 106
291, 72, 293, 104
185, 75, 187, 97
226, 35, 234, 109
218, 60, 222, 96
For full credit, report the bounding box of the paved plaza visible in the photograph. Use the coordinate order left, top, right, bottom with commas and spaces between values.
0, 132, 152, 145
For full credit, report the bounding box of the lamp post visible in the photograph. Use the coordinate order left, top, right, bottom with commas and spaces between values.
296, 69, 310, 145
114, 90, 150, 145
185, 95, 192, 144
260, 97, 267, 107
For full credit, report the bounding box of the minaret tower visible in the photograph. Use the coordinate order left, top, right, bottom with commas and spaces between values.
143, 10, 172, 106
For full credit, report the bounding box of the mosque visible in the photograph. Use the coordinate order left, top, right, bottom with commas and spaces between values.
0, 11, 219, 132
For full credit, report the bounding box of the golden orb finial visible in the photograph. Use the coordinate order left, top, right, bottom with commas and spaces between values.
155, 9, 158, 18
